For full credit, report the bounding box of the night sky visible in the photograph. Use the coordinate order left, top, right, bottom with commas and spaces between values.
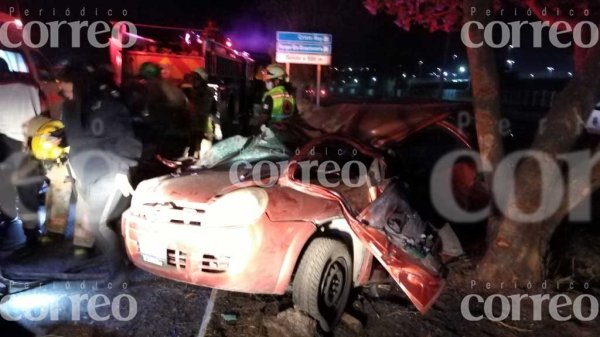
1, 0, 574, 74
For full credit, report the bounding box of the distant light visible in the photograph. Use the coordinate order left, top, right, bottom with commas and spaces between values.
411, 74, 416, 78
546, 66, 555, 72
506, 59, 515, 65
402, 73, 407, 78
371, 77, 377, 82
184, 32, 191, 45
320, 89, 326, 96
418, 60, 423, 65
442, 71, 448, 77
452, 73, 457, 77
353, 78, 359, 83
225, 38, 233, 48
13, 19, 23, 28
458, 66, 466, 73
341, 80, 346, 84
242, 51, 250, 57
452, 54, 458, 60
530, 73, 535, 78
348, 67, 353, 72
568, 72, 573, 77
436, 67, 441, 72
509, 44, 514, 49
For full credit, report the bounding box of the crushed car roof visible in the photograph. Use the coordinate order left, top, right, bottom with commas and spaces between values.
298, 102, 469, 147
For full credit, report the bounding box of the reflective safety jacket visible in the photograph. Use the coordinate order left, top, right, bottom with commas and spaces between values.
262, 85, 296, 122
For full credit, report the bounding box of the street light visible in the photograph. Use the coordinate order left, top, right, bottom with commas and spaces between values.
546, 66, 555, 77
458, 66, 466, 73
371, 77, 377, 82
418, 60, 423, 76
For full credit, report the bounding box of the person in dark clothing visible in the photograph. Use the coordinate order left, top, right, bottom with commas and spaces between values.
188, 68, 221, 158
0, 57, 44, 252
138, 62, 190, 159
56, 65, 141, 257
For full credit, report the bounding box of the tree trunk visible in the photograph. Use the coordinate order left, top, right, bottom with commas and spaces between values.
462, 0, 504, 182
477, 31, 600, 283
462, 0, 504, 245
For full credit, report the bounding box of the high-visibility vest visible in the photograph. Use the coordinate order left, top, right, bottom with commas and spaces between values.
262, 85, 296, 122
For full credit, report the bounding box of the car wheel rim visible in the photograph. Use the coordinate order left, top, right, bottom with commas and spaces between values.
321, 258, 346, 308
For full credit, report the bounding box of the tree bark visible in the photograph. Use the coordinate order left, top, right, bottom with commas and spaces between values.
462, 0, 504, 245
462, 0, 504, 181
477, 34, 600, 284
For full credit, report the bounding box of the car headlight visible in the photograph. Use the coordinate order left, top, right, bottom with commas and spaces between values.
204, 187, 268, 227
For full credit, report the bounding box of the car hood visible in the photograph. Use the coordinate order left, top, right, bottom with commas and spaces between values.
134, 169, 241, 206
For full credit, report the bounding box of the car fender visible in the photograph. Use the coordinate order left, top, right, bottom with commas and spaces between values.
273, 220, 317, 294
325, 218, 372, 286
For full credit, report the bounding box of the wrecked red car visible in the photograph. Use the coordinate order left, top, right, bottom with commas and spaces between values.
121, 103, 485, 331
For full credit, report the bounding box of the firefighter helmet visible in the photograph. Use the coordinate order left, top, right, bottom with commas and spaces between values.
139, 62, 162, 79
31, 119, 69, 161
256, 64, 286, 81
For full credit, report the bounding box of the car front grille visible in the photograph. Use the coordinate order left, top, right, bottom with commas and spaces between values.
167, 249, 188, 269
201, 254, 230, 273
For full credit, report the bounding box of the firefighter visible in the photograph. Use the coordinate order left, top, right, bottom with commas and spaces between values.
57, 64, 141, 258
257, 64, 297, 127
138, 62, 190, 158
27, 117, 72, 241
0, 58, 45, 252
188, 68, 221, 158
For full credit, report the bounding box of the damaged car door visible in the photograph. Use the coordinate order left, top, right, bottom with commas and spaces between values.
280, 135, 445, 314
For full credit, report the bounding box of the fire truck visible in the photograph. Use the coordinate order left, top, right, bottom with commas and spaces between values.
109, 22, 257, 137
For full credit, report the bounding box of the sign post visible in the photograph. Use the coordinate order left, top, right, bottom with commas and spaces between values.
276, 31, 332, 108
316, 65, 322, 107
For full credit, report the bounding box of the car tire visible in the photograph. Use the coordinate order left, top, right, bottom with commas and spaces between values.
292, 237, 352, 332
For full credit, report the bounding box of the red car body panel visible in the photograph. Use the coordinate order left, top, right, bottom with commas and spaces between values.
122, 103, 480, 313
280, 134, 446, 313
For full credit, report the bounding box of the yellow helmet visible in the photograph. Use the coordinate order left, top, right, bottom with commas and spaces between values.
31, 119, 69, 161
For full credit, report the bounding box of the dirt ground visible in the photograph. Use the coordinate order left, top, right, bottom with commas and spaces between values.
205, 262, 600, 337
204, 285, 600, 337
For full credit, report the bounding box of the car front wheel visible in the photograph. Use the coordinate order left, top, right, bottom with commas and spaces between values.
292, 237, 352, 332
